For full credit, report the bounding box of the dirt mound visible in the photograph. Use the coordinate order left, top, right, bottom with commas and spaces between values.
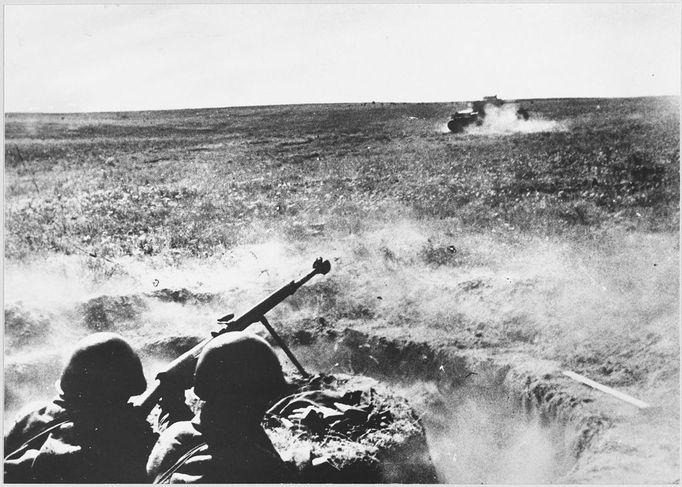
4, 305, 53, 349
78, 294, 148, 331
140, 334, 204, 360
146, 288, 219, 306
267, 373, 438, 483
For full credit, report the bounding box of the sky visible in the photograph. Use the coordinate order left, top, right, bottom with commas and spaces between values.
3, 3, 681, 113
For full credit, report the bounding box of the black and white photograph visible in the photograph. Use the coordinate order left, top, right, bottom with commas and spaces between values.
3, 2, 680, 483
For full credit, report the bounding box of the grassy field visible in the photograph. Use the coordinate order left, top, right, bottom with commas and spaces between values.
4, 96, 680, 482
5, 97, 679, 260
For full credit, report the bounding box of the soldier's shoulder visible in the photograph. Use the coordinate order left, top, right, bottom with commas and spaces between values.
147, 420, 202, 481
151, 420, 202, 462
5, 400, 65, 445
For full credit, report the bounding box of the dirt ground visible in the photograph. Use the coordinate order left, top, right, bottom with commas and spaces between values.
4, 96, 680, 482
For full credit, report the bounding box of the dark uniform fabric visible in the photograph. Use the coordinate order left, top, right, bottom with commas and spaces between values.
146, 415, 295, 484
4, 398, 155, 483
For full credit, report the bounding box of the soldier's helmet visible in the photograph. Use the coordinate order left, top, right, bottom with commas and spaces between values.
59, 332, 147, 404
193, 332, 285, 406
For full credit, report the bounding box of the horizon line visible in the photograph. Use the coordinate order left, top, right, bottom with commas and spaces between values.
4, 93, 680, 116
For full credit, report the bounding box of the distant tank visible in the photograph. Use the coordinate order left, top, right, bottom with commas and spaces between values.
447, 96, 529, 133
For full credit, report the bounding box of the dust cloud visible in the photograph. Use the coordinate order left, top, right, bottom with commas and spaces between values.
6, 223, 677, 336
3, 240, 309, 306
4, 218, 678, 479
467, 103, 566, 135
400, 382, 571, 483
438, 103, 566, 135
5, 221, 678, 387
287, 338, 574, 484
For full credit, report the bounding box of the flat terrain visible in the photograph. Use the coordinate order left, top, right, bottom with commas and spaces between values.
4, 96, 680, 482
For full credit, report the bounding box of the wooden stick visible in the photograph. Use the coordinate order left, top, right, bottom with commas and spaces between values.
563, 371, 651, 409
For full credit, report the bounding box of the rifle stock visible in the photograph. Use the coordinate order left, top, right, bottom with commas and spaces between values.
134, 258, 331, 416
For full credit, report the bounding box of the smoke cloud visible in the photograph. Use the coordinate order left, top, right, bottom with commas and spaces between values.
466, 103, 566, 134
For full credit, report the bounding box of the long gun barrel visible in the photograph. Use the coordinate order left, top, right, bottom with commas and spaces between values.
134, 257, 331, 416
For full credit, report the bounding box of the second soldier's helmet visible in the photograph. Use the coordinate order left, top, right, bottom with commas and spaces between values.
59, 332, 147, 404
193, 332, 286, 404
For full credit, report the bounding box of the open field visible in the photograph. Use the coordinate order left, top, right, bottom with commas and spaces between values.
4, 96, 680, 482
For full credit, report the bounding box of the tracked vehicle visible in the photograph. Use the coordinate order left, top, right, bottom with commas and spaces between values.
447, 95, 530, 133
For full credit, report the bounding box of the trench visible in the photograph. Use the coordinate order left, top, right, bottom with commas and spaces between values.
5, 293, 606, 483
282, 328, 599, 484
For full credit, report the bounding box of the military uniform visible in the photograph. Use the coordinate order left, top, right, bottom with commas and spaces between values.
4, 399, 155, 483
147, 415, 293, 483
4, 332, 155, 483
146, 332, 294, 484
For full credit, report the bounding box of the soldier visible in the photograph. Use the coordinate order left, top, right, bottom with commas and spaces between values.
146, 331, 295, 483
4, 332, 156, 483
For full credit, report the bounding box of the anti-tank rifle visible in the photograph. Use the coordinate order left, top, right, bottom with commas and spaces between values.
134, 257, 331, 416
